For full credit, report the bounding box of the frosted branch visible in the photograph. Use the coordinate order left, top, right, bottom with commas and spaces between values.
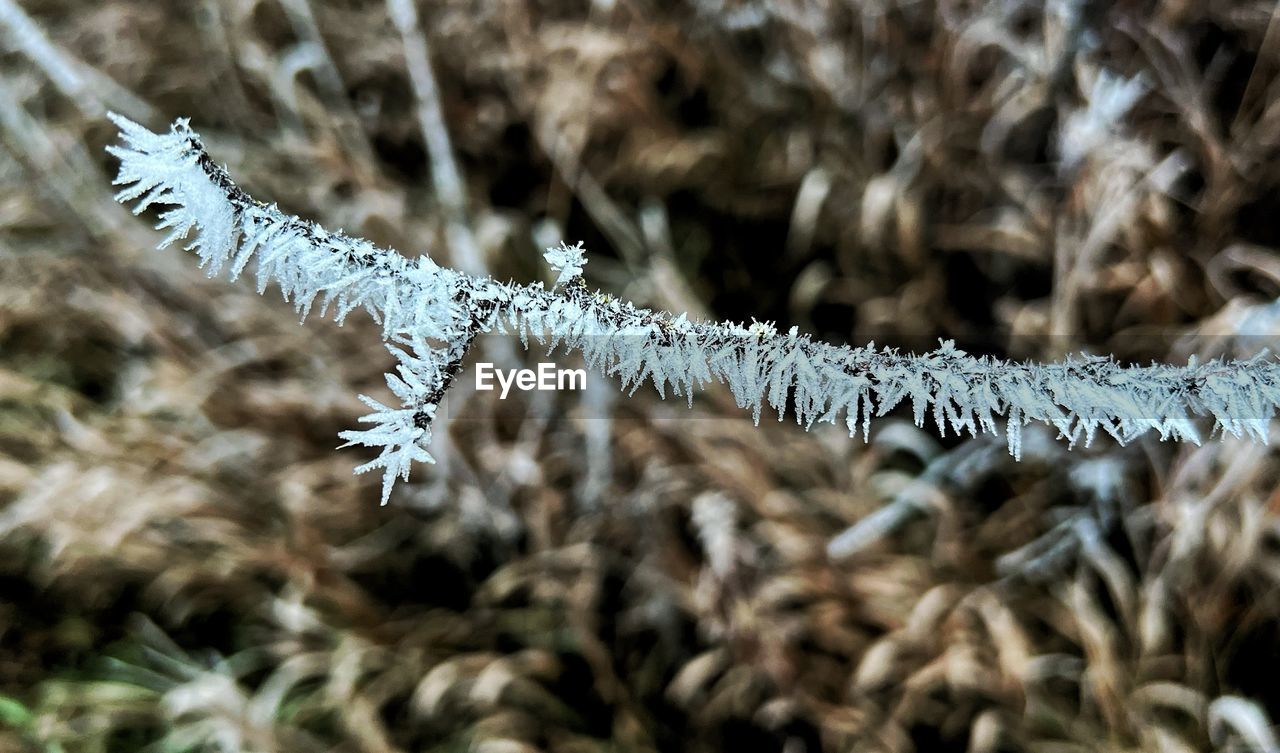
109, 116, 1280, 504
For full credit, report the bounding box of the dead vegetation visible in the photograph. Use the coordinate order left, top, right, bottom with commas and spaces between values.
3, 0, 1280, 751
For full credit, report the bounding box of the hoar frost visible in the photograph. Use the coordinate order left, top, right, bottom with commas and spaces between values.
109, 116, 1280, 504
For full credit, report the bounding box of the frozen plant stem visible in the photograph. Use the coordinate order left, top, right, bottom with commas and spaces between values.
110, 117, 1280, 505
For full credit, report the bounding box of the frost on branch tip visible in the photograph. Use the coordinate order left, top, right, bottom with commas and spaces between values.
337, 338, 442, 505
107, 115, 1280, 505
544, 240, 587, 288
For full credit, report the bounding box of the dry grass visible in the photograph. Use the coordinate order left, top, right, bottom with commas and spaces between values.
3, 1, 1280, 751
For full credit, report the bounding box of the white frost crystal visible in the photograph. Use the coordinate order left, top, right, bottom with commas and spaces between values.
544, 240, 587, 288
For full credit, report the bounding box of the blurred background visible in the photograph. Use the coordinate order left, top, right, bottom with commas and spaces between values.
3, 0, 1280, 751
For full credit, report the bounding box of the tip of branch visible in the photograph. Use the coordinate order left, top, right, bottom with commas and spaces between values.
544, 241, 587, 288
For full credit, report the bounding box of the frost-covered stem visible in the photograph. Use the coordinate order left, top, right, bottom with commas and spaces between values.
109, 117, 1280, 505
385, 0, 518, 394
420, 306, 481, 412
